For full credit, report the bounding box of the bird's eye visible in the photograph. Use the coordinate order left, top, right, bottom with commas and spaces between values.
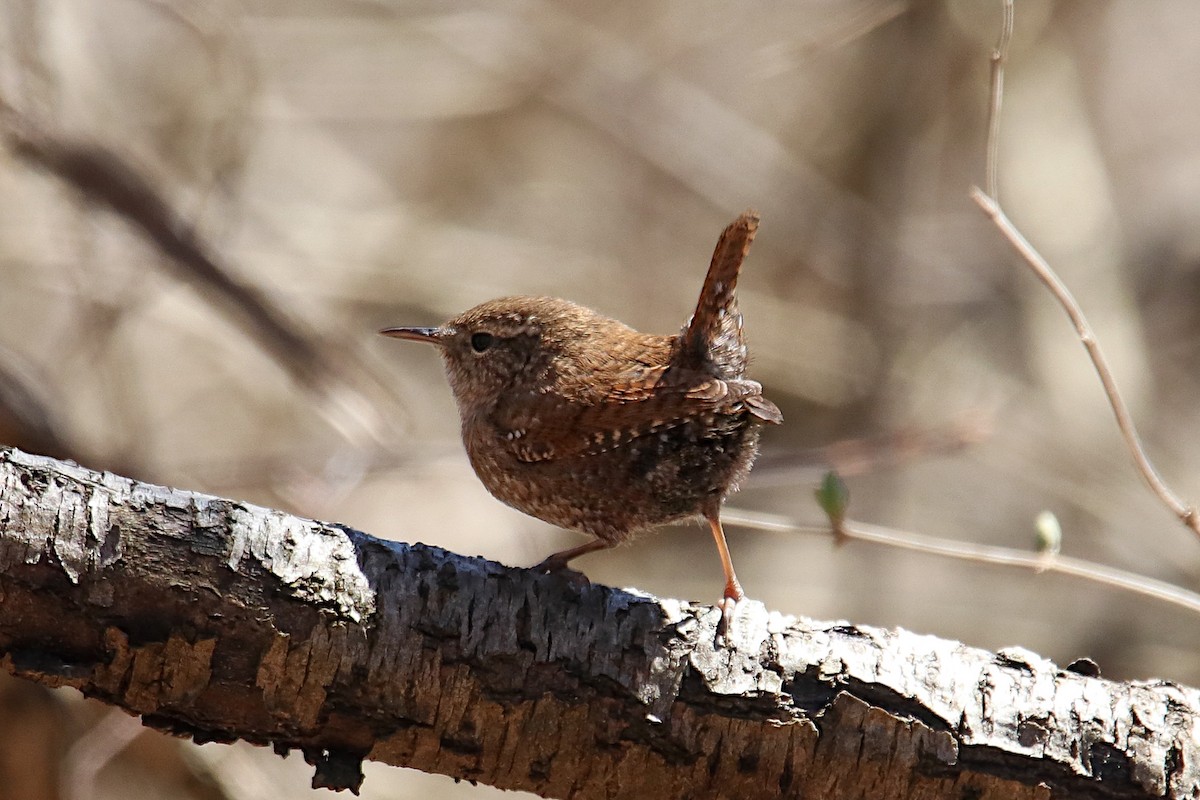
470, 332, 495, 353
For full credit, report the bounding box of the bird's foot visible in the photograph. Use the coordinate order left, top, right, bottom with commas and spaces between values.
530, 539, 610, 576
530, 555, 592, 591
531, 554, 568, 574
716, 580, 746, 640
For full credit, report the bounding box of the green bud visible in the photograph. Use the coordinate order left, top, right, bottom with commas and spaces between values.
815, 470, 849, 526
1034, 510, 1062, 555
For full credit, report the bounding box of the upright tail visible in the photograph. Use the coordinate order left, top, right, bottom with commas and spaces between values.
678, 211, 759, 376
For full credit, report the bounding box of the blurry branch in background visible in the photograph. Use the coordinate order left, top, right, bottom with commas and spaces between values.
425, 2, 897, 266
983, 0, 1012, 200
751, 412, 992, 487
968, 3, 1200, 539
0, 102, 325, 388
0, 99, 398, 451
62, 708, 147, 800
0, 345, 74, 460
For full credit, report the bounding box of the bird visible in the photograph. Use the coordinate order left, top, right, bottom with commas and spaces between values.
381, 211, 781, 625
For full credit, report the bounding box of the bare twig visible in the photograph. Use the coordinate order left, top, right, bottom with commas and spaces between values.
726, 508, 1200, 616
984, 0, 1014, 199
970, 190, 1200, 536
970, 1, 1199, 538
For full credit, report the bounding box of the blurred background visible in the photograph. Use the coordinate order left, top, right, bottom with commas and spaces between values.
2, 0, 1200, 797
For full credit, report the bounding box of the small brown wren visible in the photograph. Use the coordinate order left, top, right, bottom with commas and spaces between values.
381, 212, 781, 622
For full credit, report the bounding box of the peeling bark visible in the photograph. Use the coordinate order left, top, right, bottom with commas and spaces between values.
0, 446, 1197, 799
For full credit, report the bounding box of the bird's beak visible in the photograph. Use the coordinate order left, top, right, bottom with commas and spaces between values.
379, 326, 451, 346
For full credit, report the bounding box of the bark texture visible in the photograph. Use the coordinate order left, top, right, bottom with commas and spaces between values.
0, 446, 1197, 799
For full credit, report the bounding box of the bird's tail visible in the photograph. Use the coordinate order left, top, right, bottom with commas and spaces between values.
678, 210, 759, 375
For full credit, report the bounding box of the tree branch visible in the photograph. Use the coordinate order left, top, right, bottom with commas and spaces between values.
1, 446, 1197, 799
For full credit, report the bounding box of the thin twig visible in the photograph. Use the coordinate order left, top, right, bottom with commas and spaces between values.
971, 0, 1199, 538
970, 190, 1200, 536
725, 508, 1200, 616
985, 0, 1014, 199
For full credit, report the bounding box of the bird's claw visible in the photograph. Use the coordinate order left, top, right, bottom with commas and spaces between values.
716, 586, 747, 641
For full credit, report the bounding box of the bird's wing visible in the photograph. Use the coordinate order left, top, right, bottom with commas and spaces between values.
492, 371, 780, 463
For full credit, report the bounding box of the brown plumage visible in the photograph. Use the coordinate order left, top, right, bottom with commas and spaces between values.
381, 211, 781, 622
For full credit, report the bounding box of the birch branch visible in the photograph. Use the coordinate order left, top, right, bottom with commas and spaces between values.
0, 447, 1196, 799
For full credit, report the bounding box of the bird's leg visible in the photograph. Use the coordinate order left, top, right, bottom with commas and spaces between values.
531, 538, 612, 574
706, 512, 745, 632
